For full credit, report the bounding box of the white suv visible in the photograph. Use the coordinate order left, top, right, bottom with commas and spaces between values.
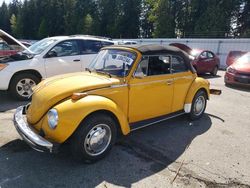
0, 31, 115, 100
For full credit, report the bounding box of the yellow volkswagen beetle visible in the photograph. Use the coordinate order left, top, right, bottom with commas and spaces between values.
13, 44, 220, 162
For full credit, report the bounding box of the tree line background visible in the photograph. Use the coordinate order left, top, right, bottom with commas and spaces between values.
0, 0, 249, 40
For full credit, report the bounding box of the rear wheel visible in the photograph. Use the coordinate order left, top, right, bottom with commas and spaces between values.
189, 90, 207, 120
70, 113, 117, 163
211, 66, 218, 76
9, 73, 40, 101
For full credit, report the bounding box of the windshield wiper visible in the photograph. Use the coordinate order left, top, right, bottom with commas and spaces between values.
95, 70, 112, 78
85, 67, 91, 73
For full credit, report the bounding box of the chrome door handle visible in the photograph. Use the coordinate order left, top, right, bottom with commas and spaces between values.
166, 79, 173, 85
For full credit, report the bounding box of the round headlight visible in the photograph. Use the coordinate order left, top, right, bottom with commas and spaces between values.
227, 67, 236, 74
47, 109, 58, 129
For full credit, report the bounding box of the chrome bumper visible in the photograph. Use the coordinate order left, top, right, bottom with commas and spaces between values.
13, 106, 55, 153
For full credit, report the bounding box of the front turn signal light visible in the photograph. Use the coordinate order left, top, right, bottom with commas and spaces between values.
71, 93, 88, 100
0, 64, 8, 71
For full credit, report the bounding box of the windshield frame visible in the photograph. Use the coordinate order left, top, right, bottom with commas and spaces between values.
89, 48, 138, 78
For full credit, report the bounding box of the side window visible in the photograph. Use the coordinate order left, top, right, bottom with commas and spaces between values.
135, 56, 149, 77
200, 52, 207, 59
207, 52, 214, 58
148, 56, 171, 76
101, 41, 114, 48
49, 40, 80, 57
0, 43, 3, 50
81, 40, 102, 54
3, 43, 12, 50
171, 56, 188, 73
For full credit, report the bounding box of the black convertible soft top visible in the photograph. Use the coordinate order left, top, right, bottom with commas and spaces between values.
108, 44, 196, 73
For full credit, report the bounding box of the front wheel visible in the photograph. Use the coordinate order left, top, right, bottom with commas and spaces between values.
70, 113, 117, 163
9, 73, 40, 101
189, 90, 207, 120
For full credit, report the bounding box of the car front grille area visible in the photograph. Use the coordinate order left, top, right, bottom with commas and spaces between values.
234, 75, 250, 84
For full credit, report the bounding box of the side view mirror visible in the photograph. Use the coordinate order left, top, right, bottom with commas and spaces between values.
134, 71, 145, 79
46, 50, 57, 58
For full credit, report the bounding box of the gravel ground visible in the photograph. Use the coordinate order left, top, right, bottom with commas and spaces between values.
0, 70, 250, 188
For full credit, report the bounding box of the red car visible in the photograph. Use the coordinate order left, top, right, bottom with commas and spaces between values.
0, 41, 18, 57
0, 29, 28, 58
226, 51, 247, 66
225, 52, 250, 86
191, 49, 220, 75
170, 43, 220, 76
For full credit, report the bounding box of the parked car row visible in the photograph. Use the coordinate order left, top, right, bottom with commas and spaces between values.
169, 43, 250, 87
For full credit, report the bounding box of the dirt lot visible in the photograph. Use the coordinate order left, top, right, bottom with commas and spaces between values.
0, 70, 250, 188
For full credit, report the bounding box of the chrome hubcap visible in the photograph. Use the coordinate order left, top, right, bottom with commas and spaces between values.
16, 78, 36, 97
84, 124, 112, 156
194, 96, 205, 116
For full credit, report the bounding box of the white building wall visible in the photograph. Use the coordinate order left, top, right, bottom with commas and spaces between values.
116, 38, 250, 69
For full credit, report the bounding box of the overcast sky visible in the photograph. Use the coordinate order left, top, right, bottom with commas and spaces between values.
1, 0, 12, 5
0, 0, 23, 5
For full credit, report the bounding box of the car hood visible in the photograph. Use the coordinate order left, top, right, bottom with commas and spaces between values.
0, 29, 31, 52
27, 72, 121, 124
169, 43, 192, 55
232, 62, 250, 73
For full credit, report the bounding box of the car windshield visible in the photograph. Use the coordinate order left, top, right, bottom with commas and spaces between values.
89, 49, 137, 77
23, 38, 57, 55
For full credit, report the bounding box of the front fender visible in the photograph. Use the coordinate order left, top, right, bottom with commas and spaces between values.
185, 77, 210, 105
42, 95, 130, 144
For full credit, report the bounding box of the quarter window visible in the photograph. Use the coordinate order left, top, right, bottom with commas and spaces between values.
101, 41, 114, 47
171, 56, 188, 73
81, 40, 102, 54
207, 52, 214, 58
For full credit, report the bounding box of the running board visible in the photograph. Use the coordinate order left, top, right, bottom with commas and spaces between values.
130, 110, 185, 131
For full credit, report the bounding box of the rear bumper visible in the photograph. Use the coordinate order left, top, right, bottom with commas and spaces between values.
13, 106, 58, 153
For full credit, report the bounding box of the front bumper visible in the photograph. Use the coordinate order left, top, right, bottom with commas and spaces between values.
13, 106, 57, 153
225, 72, 250, 86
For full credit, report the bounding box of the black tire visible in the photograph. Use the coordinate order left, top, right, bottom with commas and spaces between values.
211, 66, 218, 76
9, 73, 40, 101
70, 113, 117, 163
189, 90, 207, 120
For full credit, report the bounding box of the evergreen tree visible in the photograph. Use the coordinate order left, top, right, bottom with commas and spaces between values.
0, 2, 10, 33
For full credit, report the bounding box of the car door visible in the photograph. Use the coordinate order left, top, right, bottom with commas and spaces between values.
79, 40, 114, 70
44, 40, 82, 77
197, 51, 208, 73
128, 55, 174, 123
198, 51, 215, 73
207, 51, 216, 71
171, 55, 195, 112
